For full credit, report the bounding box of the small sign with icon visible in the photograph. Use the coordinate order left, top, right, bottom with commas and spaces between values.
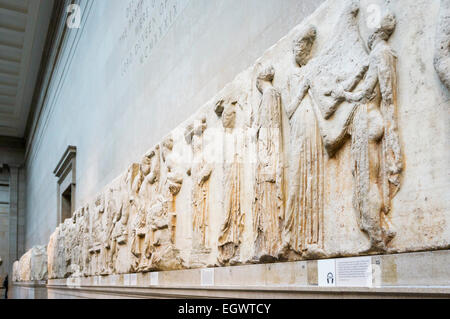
318, 259, 336, 287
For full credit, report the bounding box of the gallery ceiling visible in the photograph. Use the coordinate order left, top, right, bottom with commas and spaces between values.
0, 0, 53, 138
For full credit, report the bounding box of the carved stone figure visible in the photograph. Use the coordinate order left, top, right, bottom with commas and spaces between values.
47, 228, 58, 279
18, 249, 31, 281
110, 199, 130, 272
434, 0, 450, 90
332, 12, 402, 251
132, 146, 161, 270
89, 194, 104, 275
56, 221, 69, 278
138, 136, 183, 271
140, 195, 182, 270
189, 117, 212, 253
161, 136, 183, 245
138, 146, 161, 205
281, 4, 368, 255
79, 205, 91, 276
63, 218, 76, 277
126, 163, 142, 197
282, 25, 325, 259
100, 193, 117, 275
252, 66, 284, 262
288, 1, 369, 156
68, 210, 81, 276
216, 99, 245, 265
30, 245, 48, 281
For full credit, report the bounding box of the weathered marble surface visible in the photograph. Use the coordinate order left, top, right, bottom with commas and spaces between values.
14, 0, 450, 280
17, 250, 31, 282
14, 246, 48, 282
434, 0, 450, 89
30, 246, 48, 281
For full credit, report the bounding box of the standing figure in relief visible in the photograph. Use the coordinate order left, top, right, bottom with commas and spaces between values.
89, 194, 104, 276
56, 222, 68, 278
139, 137, 184, 271
100, 194, 116, 275
281, 25, 325, 258
160, 137, 183, 247
162, 137, 184, 202
63, 218, 75, 277
132, 146, 161, 271
126, 163, 142, 197
110, 199, 131, 272
138, 146, 161, 209
47, 228, 58, 279
108, 164, 140, 273
79, 205, 91, 276
281, 1, 371, 257
30, 245, 48, 281
332, 13, 402, 251
70, 210, 81, 276
189, 117, 212, 253
252, 66, 284, 262
216, 99, 244, 265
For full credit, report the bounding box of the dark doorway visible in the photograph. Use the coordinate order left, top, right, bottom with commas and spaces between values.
61, 186, 72, 222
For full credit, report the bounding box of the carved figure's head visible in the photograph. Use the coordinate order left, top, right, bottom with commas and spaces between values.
194, 117, 207, 136
222, 101, 237, 129
293, 25, 317, 66
162, 137, 174, 151
368, 13, 396, 50
256, 65, 275, 93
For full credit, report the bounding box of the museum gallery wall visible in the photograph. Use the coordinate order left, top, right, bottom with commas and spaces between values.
14, 0, 450, 281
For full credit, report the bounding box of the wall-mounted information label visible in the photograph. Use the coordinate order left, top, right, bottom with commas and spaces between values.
123, 274, 130, 286
318, 259, 336, 287
150, 272, 159, 286
336, 256, 372, 287
130, 273, 137, 286
201, 268, 214, 286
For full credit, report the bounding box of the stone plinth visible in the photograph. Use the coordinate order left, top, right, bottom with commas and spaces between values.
10, 281, 48, 299
45, 250, 450, 299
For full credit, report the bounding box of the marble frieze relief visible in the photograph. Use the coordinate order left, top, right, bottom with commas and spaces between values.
13, 0, 450, 281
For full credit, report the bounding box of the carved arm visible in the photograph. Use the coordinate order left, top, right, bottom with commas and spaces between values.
198, 164, 213, 186
285, 78, 310, 120
343, 62, 379, 102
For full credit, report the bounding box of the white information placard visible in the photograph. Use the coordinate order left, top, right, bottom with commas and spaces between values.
336, 256, 372, 287
318, 259, 336, 287
201, 268, 214, 286
150, 272, 159, 286
130, 273, 137, 286
123, 274, 130, 286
